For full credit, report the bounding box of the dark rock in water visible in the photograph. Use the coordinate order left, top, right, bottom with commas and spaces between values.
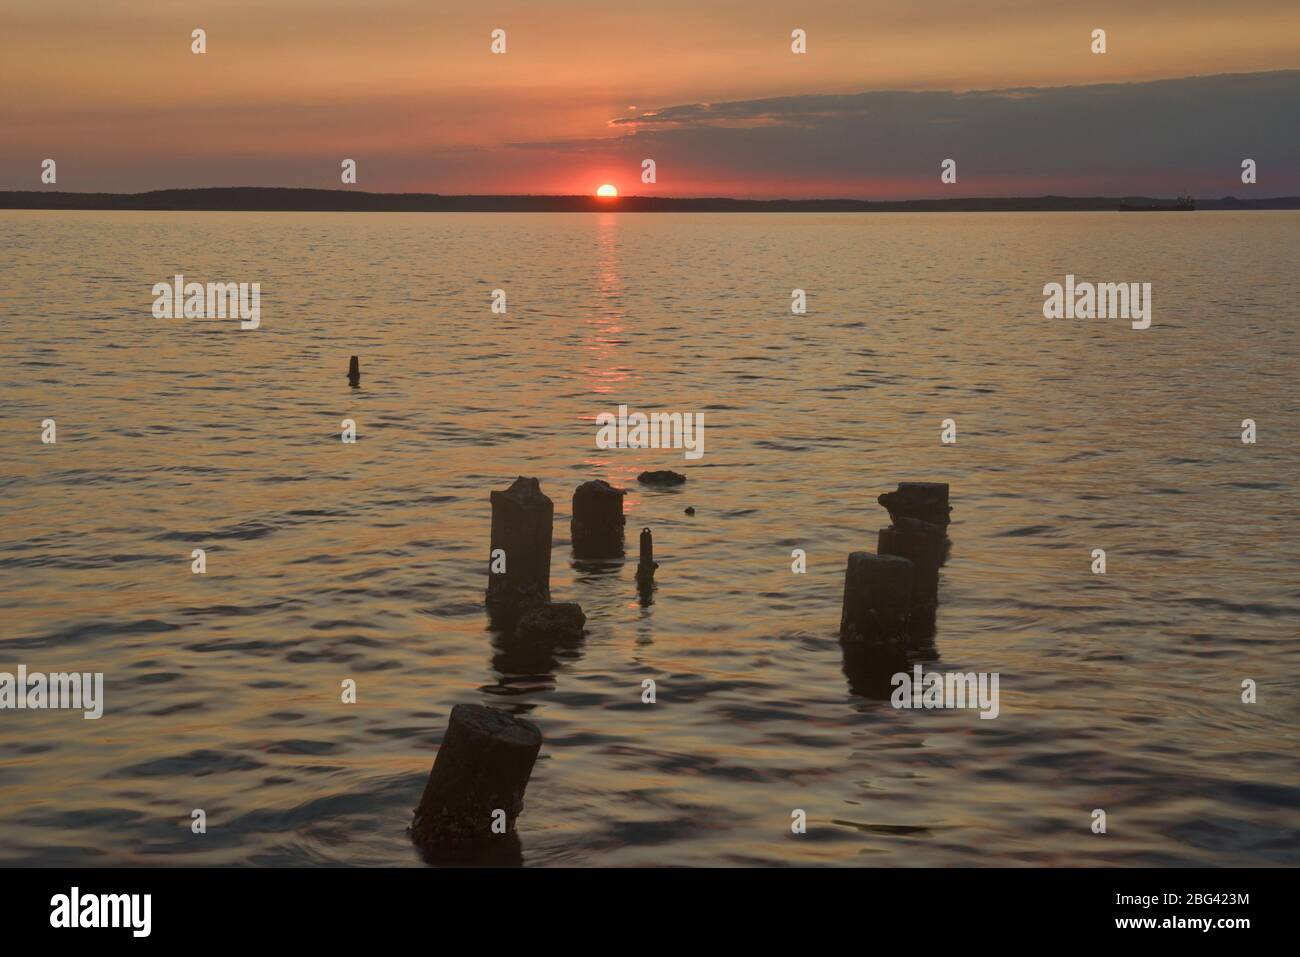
516, 601, 586, 642
840, 552, 913, 651
878, 482, 951, 527
411, 704, 542, 851
684, 506, 695, 516
638, 470, 686, 487
347, 355, 360, 386
570, 479, 626, 558
486, 476, 553, 616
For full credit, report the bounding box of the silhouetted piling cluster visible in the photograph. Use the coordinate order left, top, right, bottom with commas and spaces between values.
413, 474, 662, 852
838, 482, 952, 698
402, 438, 955, 851
842, 482, 951, 647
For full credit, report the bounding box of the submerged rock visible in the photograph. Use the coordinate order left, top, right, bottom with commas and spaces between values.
516, 601, 586, 642
638, 470, 686, 487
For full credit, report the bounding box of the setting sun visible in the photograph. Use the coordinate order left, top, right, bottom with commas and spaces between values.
596, 184, 618, 197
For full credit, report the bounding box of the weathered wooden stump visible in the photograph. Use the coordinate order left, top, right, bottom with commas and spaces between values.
486, 476, 553, 616
411, 704, 542, 850
840, 552, 913, 650
878, 482, 950, 527
570, 479, 626, 558
878, 517, 943, 606
347, 355, 360, 387
878, 517, 943, 639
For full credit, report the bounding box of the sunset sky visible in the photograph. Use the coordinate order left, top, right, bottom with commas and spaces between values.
3, 0, 1299, 197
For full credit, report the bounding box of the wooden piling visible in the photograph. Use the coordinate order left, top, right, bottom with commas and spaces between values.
878, 517, 943, 639
410, 704, 542, 850
347, 355, 360, 386
635, 527, 658, 598
878, 517, 943, 607
840, 552, 913, 649
636, 527, 658, 579
570, 479, 626, 558
486, 476, 553, 615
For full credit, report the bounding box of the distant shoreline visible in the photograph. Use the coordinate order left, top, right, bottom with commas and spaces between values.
3, 187, 1298, 213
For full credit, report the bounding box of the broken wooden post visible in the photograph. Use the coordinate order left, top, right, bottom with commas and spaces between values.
878, 482, 950, 528
486, 476, 552, 616
840, 552, 913, 651
347, 355, 360, 387
570, 479, 626, 558
878, 517, 943, 605
411, 704, 542, 850
878, 517, 943, 639
635, 527, 659, 604
636, 527, 658, 585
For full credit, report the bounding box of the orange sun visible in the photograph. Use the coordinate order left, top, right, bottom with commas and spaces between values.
596, 184, 618, 198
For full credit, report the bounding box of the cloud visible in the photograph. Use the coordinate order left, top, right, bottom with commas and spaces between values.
507, 71, 1300, 197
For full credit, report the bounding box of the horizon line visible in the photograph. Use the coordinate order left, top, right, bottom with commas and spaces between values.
7, 185, 1300, 199
3, 187, 1299, 214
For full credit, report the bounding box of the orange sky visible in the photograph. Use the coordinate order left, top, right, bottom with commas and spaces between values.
3, 0, 1299, 196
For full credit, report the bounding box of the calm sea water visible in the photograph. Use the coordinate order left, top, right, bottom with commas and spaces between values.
1, 210, 1297, 867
